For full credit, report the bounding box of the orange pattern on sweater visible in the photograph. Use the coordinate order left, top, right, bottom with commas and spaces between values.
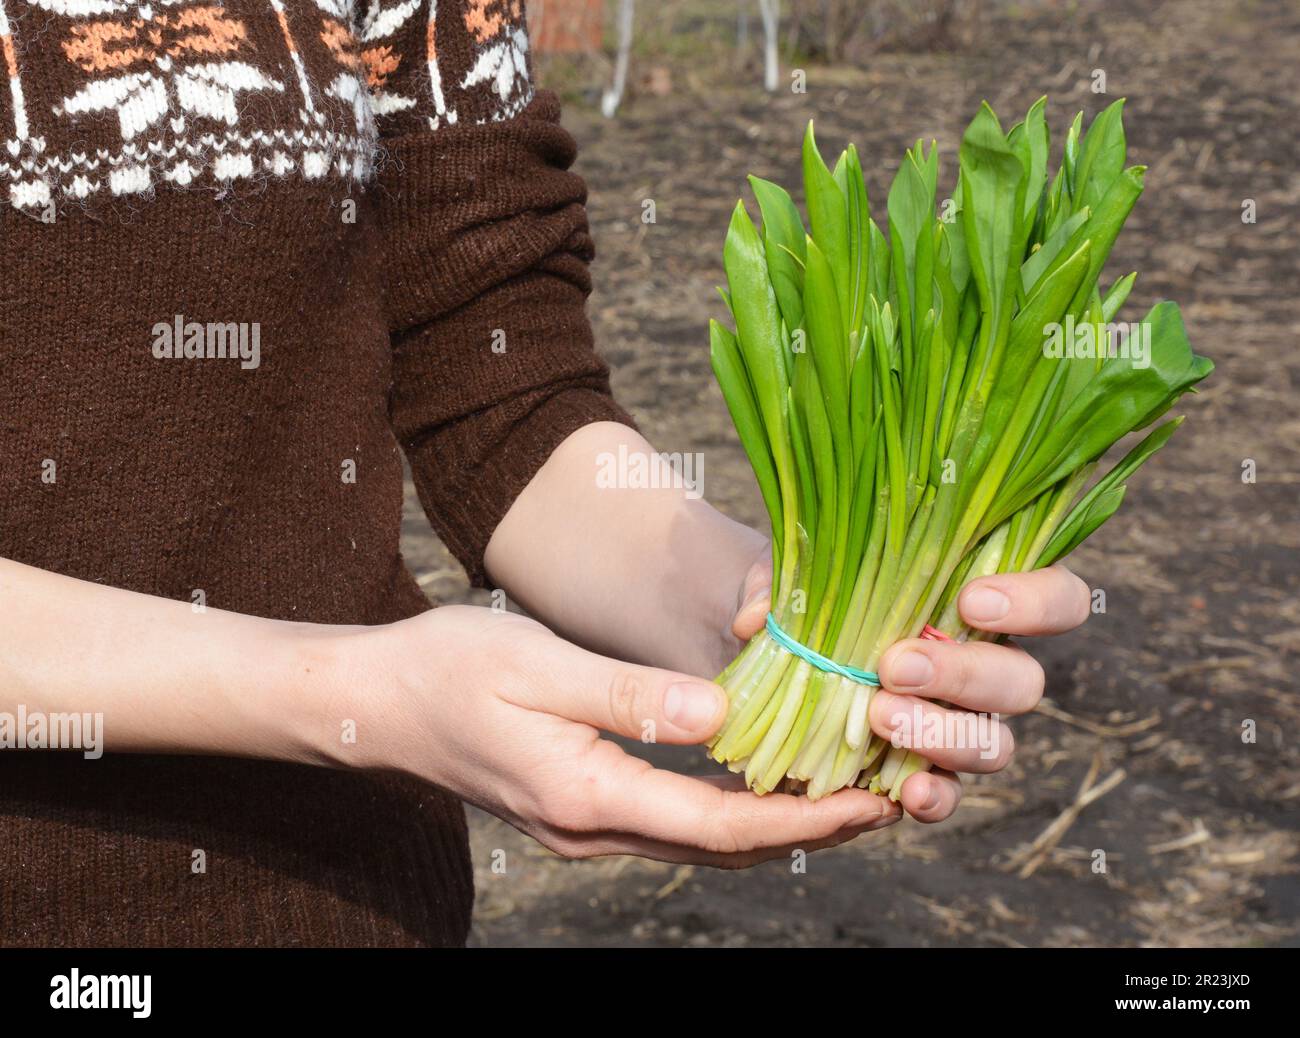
61, 9, 248, 74
0, 0, 535, 213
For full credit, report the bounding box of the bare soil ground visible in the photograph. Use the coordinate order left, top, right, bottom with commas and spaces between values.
400, 0, 1300, 946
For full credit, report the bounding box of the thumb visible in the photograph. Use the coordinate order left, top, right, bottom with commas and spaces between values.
524, 638, 729, 745
732, 557, 773, 642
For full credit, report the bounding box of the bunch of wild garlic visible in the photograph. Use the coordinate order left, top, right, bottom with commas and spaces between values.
709, 99, 1212, 800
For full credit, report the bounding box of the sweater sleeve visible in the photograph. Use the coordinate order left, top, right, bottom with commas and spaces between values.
367, 2, 635, 588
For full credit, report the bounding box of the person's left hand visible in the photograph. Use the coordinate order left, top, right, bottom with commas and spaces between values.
728, 553, 1091, 823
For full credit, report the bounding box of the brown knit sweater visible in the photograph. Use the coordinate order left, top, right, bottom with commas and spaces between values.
0, 1, 630, 946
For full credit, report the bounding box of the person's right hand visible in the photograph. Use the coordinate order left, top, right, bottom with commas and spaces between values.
336, 605, 901, 867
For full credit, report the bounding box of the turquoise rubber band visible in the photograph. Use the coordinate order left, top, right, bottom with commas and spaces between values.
765, 612, 880, 687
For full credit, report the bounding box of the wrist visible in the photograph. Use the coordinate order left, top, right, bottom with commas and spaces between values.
262, 620, 380, 772
280, 606, 484, 784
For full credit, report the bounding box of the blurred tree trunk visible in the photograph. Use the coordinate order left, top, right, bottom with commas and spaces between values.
529, 0, 603, 55
758, 0, 780, 91
601, 0, 636, 117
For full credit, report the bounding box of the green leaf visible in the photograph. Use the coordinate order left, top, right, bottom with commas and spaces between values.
723, 200, 789, 437
999, 302, 1213, 517
1073, 99, 1127, 216
1021, 206, 1089, 293
802, 123, 850, 308
959, 103, 1028, 392
1036, 417, 1183, 566
838, 409, 882, 627
802, 236, 851, 443
1101, 272, 1137, 322
944, 178, 971, 294
934, 222, 961, 350
916, 308, 945, 499
933, 288, 979, 466
1040, 485, 1127, 564
1055, 288, 1106, 417
748, 174, 807, 333
711, 320, 784, 554
849, 323, 874, 472
1062, 110, 1083, 199
887, 140, 939, 374
1072, 165, 1146, 309
868, 218, 891, 304
837, 144, 872, 341
963, 240, 1094, 519
785, 383, 817, 560
793, 360, 836, 611
870, 300, 909, 556
1009, 96, 1050, 234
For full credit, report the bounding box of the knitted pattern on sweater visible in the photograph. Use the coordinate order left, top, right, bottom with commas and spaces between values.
0, 0, 531, 211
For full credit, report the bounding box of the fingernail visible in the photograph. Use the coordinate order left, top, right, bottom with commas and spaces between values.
665, 683, 724, 731
890, 650, 934, 689
865, 812, 900, 831
742, 585, 770, 611
963, 586, 1010, 622
922, 783, 943, 813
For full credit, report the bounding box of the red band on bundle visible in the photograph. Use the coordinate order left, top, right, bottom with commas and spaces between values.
921, 625, 954, 642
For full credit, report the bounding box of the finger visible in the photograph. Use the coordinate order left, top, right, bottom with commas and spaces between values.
868, 691, 1014, 773
878, 638, 1045, 715
544, 816, 893, 869
695, 773, 753, 793
588, 750, 900, 854
504, 633, 729, 744
897, 768, 963, 823
731, 558, 773, 642
958, 564, 1091, 636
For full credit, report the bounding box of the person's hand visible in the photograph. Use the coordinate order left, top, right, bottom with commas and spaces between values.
338, 605, 901, 867
730, 555, 1091, 823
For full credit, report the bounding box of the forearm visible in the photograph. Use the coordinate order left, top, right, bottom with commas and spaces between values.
483, 421, 768, 676
0, 557, 344, 764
